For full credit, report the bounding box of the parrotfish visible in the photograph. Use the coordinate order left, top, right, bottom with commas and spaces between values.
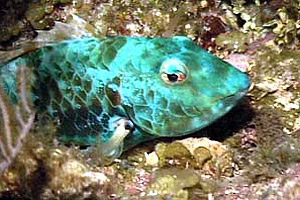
0, 36, 250, 158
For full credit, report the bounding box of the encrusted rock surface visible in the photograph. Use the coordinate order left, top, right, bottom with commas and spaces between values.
1, 0, 300, 199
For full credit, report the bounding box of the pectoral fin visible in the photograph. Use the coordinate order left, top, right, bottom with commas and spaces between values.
100, 117, 133, 159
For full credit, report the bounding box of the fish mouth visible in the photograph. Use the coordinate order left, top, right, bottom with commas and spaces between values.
221, 73, 251, 102
223, 90, 247, 103
231, 90, 247, 98
213, 90, 247, 104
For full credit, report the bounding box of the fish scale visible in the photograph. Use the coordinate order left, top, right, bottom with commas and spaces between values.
0, 36, 250, 159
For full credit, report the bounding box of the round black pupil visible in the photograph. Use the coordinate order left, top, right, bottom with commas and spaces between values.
167, 73, 178, 82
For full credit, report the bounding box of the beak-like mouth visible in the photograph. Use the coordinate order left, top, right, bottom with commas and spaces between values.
213, 90, 246, 103
236, 89, 248, 98
223, 89, 249, 105
221, 77, 251, 102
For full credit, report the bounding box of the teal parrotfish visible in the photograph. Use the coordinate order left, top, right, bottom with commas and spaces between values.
0, 36, 250, 159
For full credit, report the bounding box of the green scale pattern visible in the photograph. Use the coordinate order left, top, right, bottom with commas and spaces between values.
0, 36, 250, 158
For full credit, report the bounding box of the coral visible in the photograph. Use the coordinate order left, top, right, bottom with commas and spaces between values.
251, 46, 300, 132
240, 125, 258, 149
0, 0, 73, 47
152, 138, 234, 177
221, 0, 300, 46
0, 0, 299, 199
214, 162, 300, 199
266, 3, 300, 45
124, 169, 151, 196
0, 66, 35, 174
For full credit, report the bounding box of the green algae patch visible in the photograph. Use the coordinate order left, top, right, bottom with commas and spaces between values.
216, 32, 251, 53
193, 147, 212, 167
147, 169, 199, 200
155, 142, 193, 167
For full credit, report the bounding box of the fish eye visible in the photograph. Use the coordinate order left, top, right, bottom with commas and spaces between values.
167, 74, 179, 82
160, 58, 188, 85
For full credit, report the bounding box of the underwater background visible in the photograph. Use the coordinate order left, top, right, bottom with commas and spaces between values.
0, 0, 300, 199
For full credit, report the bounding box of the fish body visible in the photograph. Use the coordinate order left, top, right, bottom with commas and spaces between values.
0, 36, 250, 158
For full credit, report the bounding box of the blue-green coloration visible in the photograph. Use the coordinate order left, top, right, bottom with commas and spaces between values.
0, 36, 250, 158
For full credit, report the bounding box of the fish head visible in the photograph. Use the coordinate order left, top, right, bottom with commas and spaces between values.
121, 36, 250, 137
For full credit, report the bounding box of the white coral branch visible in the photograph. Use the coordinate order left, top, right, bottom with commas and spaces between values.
0, 66, 35, 173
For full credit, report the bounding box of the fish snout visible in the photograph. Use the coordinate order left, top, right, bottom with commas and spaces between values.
224, 67, 251, 99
